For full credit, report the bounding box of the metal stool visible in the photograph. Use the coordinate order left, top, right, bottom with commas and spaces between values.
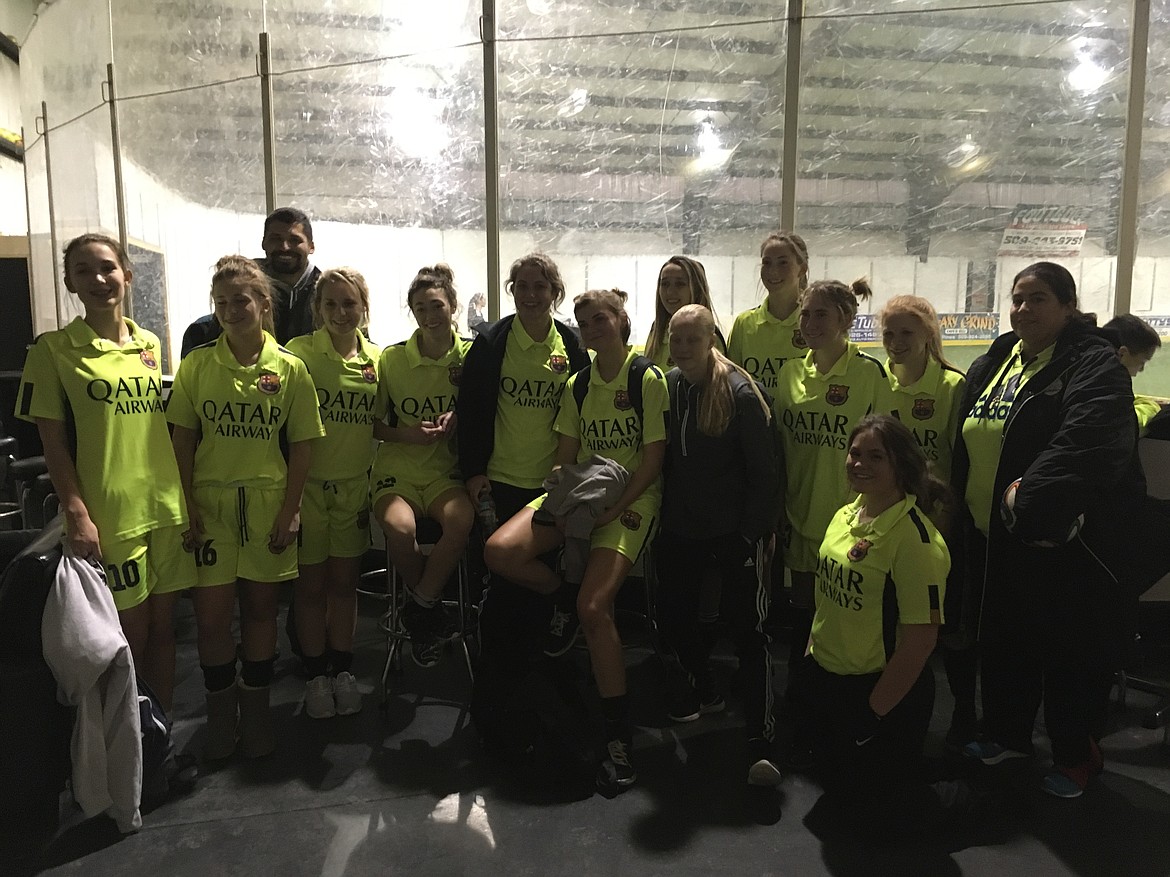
7, 457, 49, 529
0, 437, 21, 530
379, 517, 476, 706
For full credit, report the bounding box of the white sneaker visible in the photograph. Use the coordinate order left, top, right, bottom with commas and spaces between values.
305, 674, 336, 719
333, 671, 362, 716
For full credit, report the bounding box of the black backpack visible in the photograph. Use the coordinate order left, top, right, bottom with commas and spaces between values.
136, 676, 194, 809
471, 659, 597, 802
571, 355, 659, 427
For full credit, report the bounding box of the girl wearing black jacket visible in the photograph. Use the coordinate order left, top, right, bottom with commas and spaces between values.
456, 254, 590, 710
954, 261, 1148, 798
655, 304, 782, 787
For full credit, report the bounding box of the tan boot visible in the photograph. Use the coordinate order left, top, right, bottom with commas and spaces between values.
204, 684, 238, 761
236, 681, 275, 758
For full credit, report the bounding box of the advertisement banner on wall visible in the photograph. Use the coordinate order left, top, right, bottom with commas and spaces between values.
851, 313, 999, 344
1138, 316, 1170, 338
998, 205, 1088, 258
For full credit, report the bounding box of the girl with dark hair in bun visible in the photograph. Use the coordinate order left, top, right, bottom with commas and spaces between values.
775, 278, 889, 709
372, 264, 475, 669
486, 288, 669, 796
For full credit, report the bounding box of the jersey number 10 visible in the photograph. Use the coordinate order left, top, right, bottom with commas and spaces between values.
105, 559, 141, 592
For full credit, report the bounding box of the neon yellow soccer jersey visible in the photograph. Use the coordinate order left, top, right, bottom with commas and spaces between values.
554, 349, 669, 503
1135, 394, 1162, 432
488, 318, 575, 488
286, 330, 382, 481
883, 358, 967, 482
16, 317, 185, 541
727, 302, 808, 390
373, 330, 472, 487
961, 341, 1054, 535
811, 495, 949, 676
775, 343, 888, 552
167, 332, 325, 488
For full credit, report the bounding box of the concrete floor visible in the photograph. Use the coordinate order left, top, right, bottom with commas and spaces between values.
19, 591, 1170, 877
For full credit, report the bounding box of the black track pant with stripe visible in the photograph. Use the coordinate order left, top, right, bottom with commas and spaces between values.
654, 531, 775, 743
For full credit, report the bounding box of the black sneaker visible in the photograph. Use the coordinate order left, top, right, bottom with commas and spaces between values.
667, 677, 726, 723
596, 738, 637, 796
747, 737, 783, 787
543, 605, 582, 657
945, 710, 979, 754
404, 602, 447, 669
694, 667, 727, 716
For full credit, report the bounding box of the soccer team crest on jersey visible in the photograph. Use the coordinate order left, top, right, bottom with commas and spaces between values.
620, 510, 642, 530
826, 384, 849, 406
448, 365, 463, 386
140, 348, 158, 370
912, 398, 935, 421
847, 538, 872, 561
793, 329, 807, 348
549, 354, 568, 374
258, 371, 281, 395
361, 364, 377, 383
614, 389, 632, 410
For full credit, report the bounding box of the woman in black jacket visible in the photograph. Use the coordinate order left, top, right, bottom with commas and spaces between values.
655, 304, 782, 787
456, 254, 590, 720
953, 261, 1146, 798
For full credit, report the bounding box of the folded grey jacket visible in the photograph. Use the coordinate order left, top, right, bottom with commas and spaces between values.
538, 455, 630, 584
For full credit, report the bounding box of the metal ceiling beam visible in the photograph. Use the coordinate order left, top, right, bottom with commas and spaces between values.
1115, 0, 1151, 318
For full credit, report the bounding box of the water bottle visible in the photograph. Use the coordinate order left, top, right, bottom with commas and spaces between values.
477, 492, 498, 537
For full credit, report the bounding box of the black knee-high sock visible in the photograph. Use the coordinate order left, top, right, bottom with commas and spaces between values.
201, 660, 237, 693
303, 652, 329, 679
327, 648, 354, 675
601, 694, 631, 742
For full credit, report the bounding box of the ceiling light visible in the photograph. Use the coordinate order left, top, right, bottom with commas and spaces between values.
385, 88, 450, 161
1068, 54, 1108, 94
690, 116, 734, 173
945, 134, 981, 170
697, 116, 722, 156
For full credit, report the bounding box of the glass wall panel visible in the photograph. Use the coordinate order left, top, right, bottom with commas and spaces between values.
267, 0, 485, 343
498, 1, 787, 343
111, 0, 267, 367
800, 1, 1127, 368
1135, 1, 1170, 395
19, 0, 115, 327
112, 0, 266, 92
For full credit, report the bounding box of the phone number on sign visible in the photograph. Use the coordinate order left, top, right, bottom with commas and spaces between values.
1001, 233, 1083, 247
